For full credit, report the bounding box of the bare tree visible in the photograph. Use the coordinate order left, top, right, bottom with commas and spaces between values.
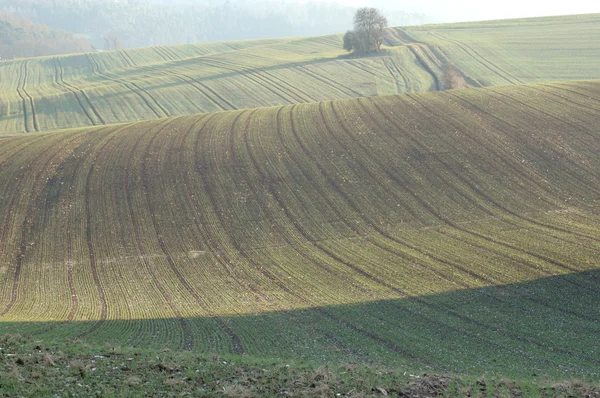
343, 8, 387, 55
102, 32, 121, 50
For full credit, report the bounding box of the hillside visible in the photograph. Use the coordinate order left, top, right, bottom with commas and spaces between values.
0, 13, 599, 135
0, 13, 92, 60
0, 0, 427, 49
1, 81, 599, 376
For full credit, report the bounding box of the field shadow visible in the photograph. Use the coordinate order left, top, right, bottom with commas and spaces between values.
1, 269, 599, 378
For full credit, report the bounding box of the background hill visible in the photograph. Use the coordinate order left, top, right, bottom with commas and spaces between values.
0, 13, 92, 60
0, 0, 427, 50
0, 13, 598, 135
1, 81, 599, 376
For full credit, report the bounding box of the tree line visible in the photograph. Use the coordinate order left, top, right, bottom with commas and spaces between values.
0, 0, 427, 50
0, 13, 91, 60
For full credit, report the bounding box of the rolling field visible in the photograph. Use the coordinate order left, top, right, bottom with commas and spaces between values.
0, 81, 599, 377
0, 13, 599, 135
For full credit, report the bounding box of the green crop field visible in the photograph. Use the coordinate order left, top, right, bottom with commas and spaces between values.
0, 13, 599, 135
0, 80, 599, 378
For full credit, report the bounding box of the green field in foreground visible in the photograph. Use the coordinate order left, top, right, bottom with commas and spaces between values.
0, 13, 599, 134
1, 335, 598, 397
0, 81, 599, 376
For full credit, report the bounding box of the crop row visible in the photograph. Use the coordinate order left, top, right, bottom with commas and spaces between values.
0, 81, 599, 373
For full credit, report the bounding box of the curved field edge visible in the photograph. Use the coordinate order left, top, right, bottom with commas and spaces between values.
0, 81, 599, 376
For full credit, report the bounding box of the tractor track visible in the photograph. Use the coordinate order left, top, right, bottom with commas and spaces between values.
282, 104, 599, 366
53, 57, 96, 126
122, 118, 195, 350
56, 57, 106, 125
20, 60, 39, 132
0, 131, 84, 317
76, 131, 125, 338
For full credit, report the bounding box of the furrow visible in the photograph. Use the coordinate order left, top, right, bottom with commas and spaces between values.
322, 101, 493, 284
184, 75, 237, 110
76, 132, 122, 338
439, 90, 600, 242
85, 53, 99, 75
343, 59, 393, 81
338, 94, 600, 343
378, 94, 600, 279
119, 50, 134, 68
481, 87, 600, 176
282, 105, 593, 366
122, 50, 137, 68
118, 119, 194, 350
268, 107, 535, 355
144, 117, 245, 353
170, 72, 226, 111
381, 59, 403, 93
151, 46, 172, 62
0, 136, 50, 263
260, 70, 316, 102
200, 58, 294, 103
0, 131, 84, 317
56, 57, 106, 125
294, 66, 361, 96
389, 59, 410, 90
354, 96, 592, 291
531, 85, 600, 114
15, 61, 30, 133
21, 60, 39, 132
100, 74, 162, 118
128, 79, 170, 117
240, 106, 433, 366
54, 57, 97, 126
406, 45, 441, 91
190, 113, 269, 305
175, 117, 246, 355
428, 31, 521, 85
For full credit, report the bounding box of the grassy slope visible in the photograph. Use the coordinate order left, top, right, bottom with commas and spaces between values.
0, 13, 599, 134
0, 81, 599, 376
407, 14, 600, 86
1, 335, 598, 397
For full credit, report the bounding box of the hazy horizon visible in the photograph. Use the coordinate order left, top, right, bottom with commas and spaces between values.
309, 0, 599, 23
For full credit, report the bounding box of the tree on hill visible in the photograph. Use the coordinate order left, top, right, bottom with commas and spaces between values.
343, 8, 387, 56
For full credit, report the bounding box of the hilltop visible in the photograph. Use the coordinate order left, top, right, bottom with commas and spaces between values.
1, 81, 599, 377
0, 13, 599, 134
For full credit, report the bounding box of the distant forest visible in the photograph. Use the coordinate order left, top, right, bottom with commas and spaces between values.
0, 13, 92, 59
0, 0, 428, 50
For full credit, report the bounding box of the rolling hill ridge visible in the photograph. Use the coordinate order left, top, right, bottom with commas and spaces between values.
0, 81, 599, 375
0, 13, 599, 135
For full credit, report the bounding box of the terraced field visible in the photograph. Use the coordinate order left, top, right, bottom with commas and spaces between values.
0, 13, 599, 135
0, 81, 599, 376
